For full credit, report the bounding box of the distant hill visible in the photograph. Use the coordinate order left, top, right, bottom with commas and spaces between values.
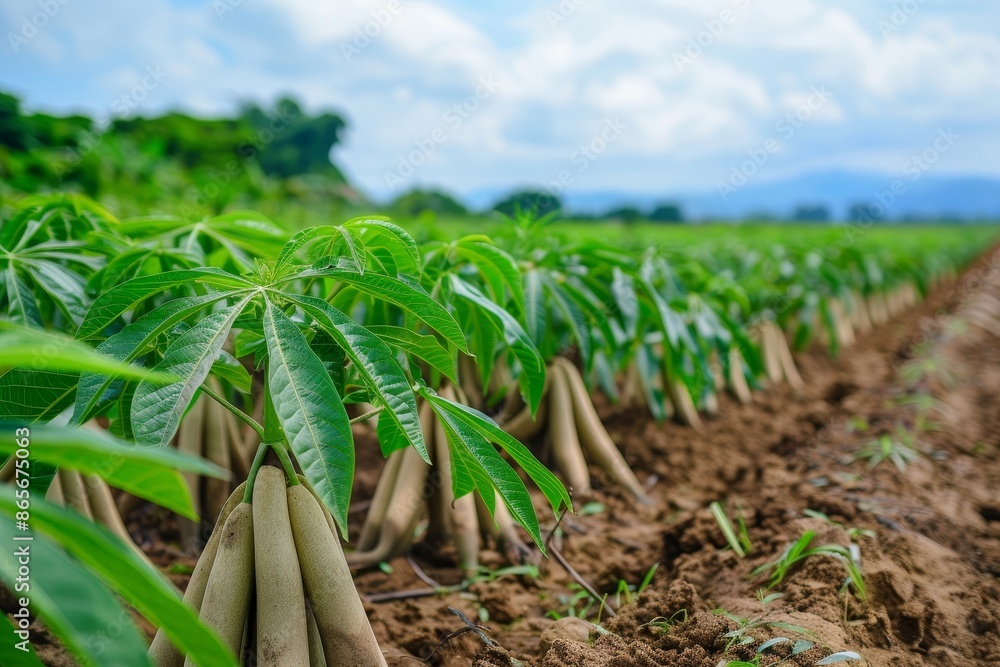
467, 171, 1000, 221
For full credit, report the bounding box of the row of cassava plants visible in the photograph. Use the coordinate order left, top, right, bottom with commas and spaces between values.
0, 196, 992, 665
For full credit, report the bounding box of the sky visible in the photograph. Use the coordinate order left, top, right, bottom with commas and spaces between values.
2, 0, 999, 206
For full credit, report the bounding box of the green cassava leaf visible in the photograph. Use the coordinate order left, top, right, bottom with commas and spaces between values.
0, 425, 226, 520
364, 325, 457, 383
131, 299, 249, 447
450, 275, 546, 414
288, 294, 427, 462
77, 268, 253, 339
287, 267, 468, 351
73, 293, 229, 425
423, 391, 571, 550
0, 513, 153, 667
262, 302, 354, 536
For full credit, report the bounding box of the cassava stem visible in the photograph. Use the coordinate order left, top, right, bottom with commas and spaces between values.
81, 473, 150, 564
203, 394, 231, 529
355, 447, 404, 552
177, 393, 207, 550
548, 362, 591, 496
185, 502, 254, 665
555, 357, 651, 503
60, 469, 93, 521
287, 485, 388, 667
252, 466, 309, 667
345, 443, 429, 569
148, 482, 247, 667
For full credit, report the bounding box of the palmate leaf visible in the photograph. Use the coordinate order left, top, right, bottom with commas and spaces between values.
422, 389, 571, 550
263, 302, 354, 536
0, 490, 238, 667
342, 217, 420, 274
289, 294, 428, 462
76, 268, 254, 339
131, 298, 250, 447
450, 275, 546, 414
0, 425, 226, 520
21, 258, 90, 326
275, 226, 364, 273
0, 320, 174, 425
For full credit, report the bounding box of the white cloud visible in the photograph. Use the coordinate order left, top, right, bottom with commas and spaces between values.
2, 0, 1000, 199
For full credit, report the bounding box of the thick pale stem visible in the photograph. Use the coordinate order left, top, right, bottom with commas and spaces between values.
355, 448, 404, 552
345, 444, 429, 569
555, 358, 651, 503
287, 485, 388, 667
548, 363, 591, 497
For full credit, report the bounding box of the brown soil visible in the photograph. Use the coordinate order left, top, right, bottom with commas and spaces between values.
7, 250, 1000, 666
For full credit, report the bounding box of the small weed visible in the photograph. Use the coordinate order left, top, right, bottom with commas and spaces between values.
753, 531, 867, 603
713, 608, 810, 650
852, 433, 919, 471
545, 584, 596, 620
641, 608, 688, 635
756, 589, 785, 607
711, 501, 753, 558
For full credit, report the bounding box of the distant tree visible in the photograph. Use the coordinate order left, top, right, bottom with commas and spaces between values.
848, 202, 883, 224
0, 93, 34, 151
792, 204, 831, 222
648, 202, 685, 223
605, 206, 643, 223
241, 97, 347, 179
390, 188, 469, 219
492, 190, 561, 217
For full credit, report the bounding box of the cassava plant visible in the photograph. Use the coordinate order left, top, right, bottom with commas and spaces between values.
348, 233, 558, 571
68, 221, 568, 664
486, 215, 652, 502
